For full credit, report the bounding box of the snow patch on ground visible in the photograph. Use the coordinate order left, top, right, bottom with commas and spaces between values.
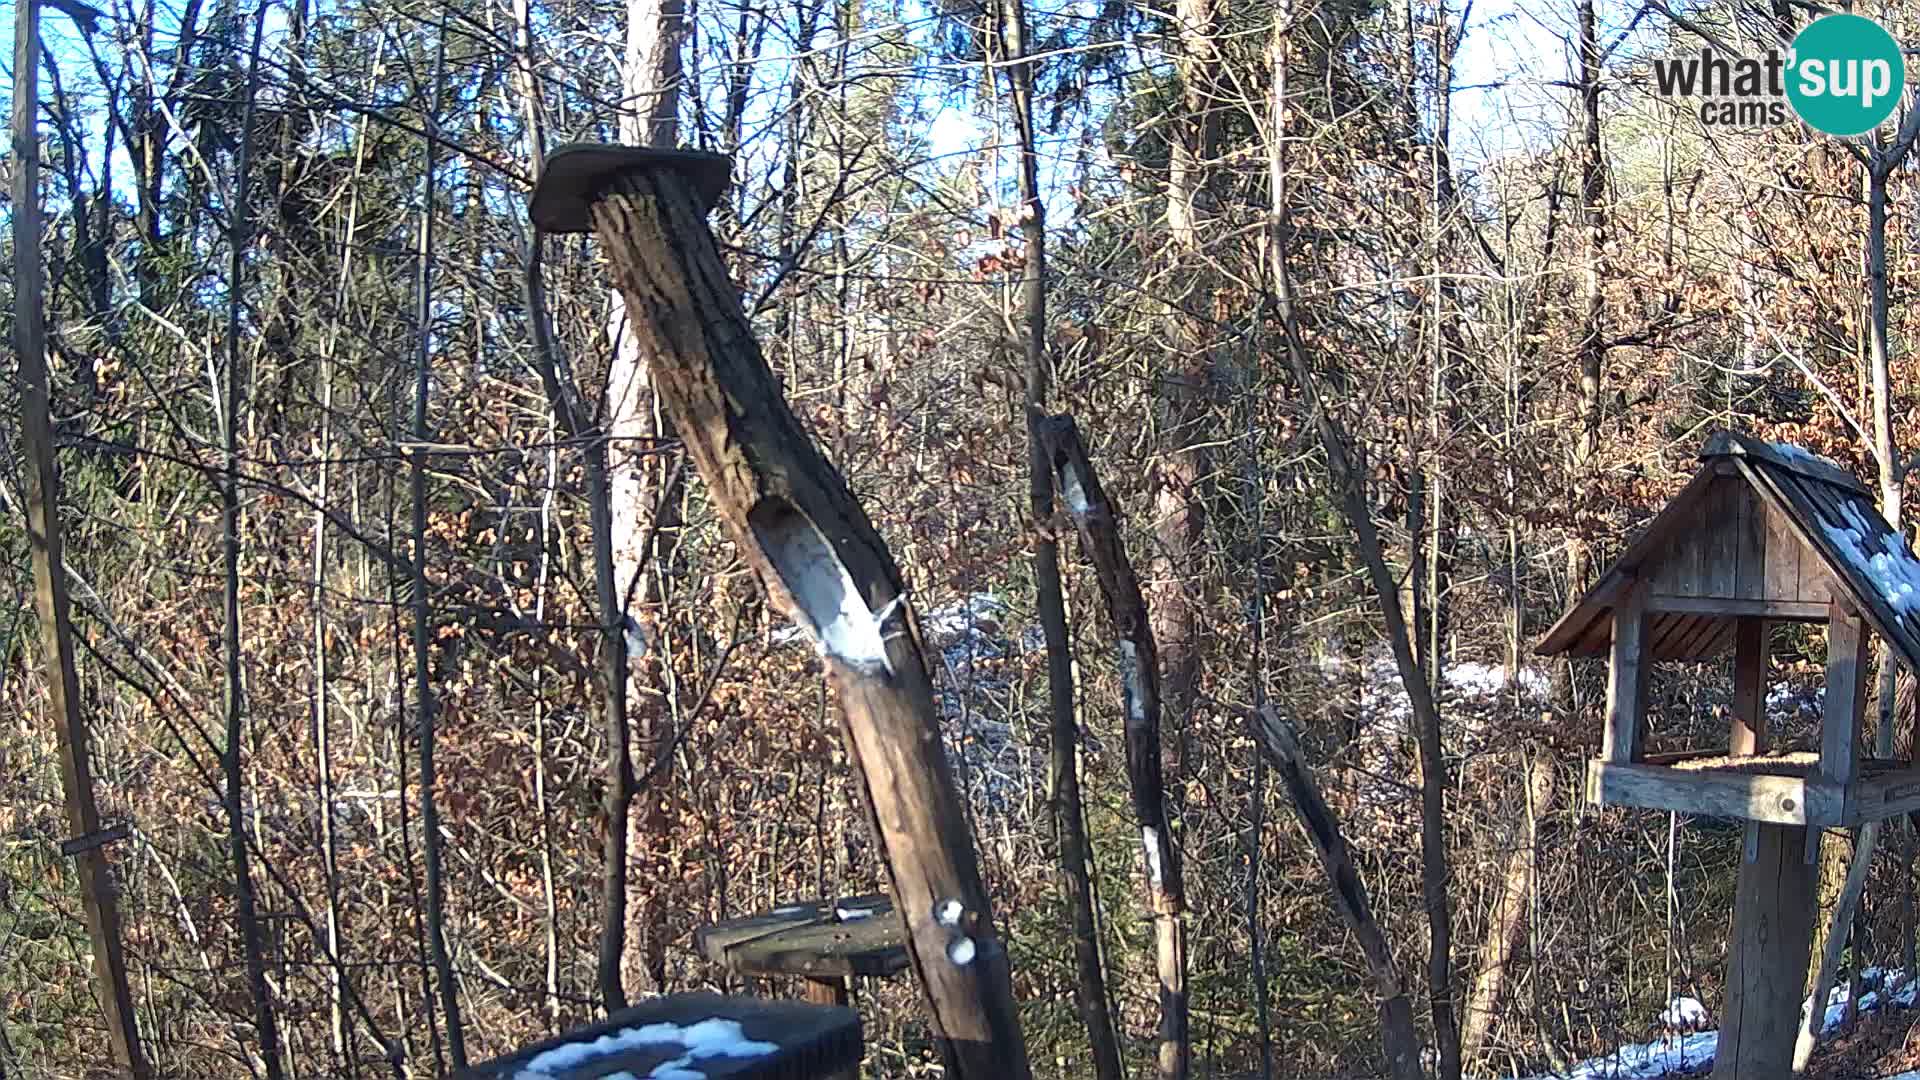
1658, 996, 1710, 1032
1507, 971, 1918, 1079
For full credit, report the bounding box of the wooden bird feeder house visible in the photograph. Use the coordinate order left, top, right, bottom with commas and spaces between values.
1538, 431, 1920, 1076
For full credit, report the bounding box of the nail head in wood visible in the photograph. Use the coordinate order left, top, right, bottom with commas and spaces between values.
528, 142, 731, 233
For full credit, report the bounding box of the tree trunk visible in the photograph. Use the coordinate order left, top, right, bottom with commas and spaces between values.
410, 33, 466, 1067
1253, 706, 1423, 1080
1153, 0, 1218, 776
996, 0, 1122, 1074
1567, 0, 1607, 624
1460, 749, 1556, 1067
221, 16, 285, 1076
1041, 415, 1190, 1080
1267, 16, 1459, 1075
12, 2, 148, 1071
558, 155, 1034, 1078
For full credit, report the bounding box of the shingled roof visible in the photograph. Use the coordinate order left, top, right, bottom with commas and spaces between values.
1537, 432, 1920, 674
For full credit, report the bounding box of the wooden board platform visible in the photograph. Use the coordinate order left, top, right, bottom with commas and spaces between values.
457, 993, 861, 1079
1588, 754, 1920, 826
695, 895, 909, 981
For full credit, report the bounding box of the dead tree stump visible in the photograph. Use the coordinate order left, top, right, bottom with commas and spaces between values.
530, 143, 1031, 1080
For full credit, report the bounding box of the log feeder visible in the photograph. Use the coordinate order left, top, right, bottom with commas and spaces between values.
1538, 432, 1920, 1076
529, 143, 1031, 1079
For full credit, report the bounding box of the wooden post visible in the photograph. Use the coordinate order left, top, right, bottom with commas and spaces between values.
1712, 822, 1817, 1080
1731, 617, 1768, 756
802, 977, 850, 1007
12, 0, 148, 1074
1603, 583, 1648, 764
1823, 600, 1869, 798
1038, 415, 1188, 1080
1812, 597, 1870, 863
528, 145, 1031, 1079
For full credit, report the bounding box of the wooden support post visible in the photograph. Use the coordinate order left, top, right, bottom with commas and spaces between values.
1731, 618, 1769, 756
1603, 583, 1648, 765
803, 976, 850, 1007
1038, 415, 1188, 1080
1712, 822, 1817, 1080
1820, 599, 1870, 846
528, 145, 1031, 1079
13, 0, 148, 1074
803, 978, 860, 1080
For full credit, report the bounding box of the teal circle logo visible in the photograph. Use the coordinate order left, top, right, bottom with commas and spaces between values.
1787, 15, 1905, 136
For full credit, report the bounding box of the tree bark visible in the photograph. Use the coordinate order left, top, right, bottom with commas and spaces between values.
996, 0, 1123, 1075
1267, 16, 1459, 1075
1041, 415, 1190, 1080
572, 160, 1033, 1078
221, 14, 284, 1076
608, 0, 688, 1000
12, 1, 148, 1072
1565, 0, 1608, 639
410, 33, 466, 1067
1253, 706, 1423, 1080
1154, 0, 1217, 775
1459, 749, 1555, 1067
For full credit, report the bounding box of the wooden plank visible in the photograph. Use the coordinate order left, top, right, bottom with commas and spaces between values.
1604, 586, 1650, 764
1692, 619, 1736, 660
1823, 600, 1870, 812
1669, 614, 1726, 660
1645, 612, 1696, 659
1703, 479, 1741, 597
1711, 823, 1818, 1080
1587, 760, 1810, 824
1644, 596, 1829, 621
1734, 479, 1768, 600
1731, 618, 1769, 756
1759, 501, 1807, 602
1852, 766, 1920, 823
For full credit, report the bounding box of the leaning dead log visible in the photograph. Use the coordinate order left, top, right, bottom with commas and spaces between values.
1037, 414, 1188, 1079
1253, 705, 1423, 1080
529, 144, 1031, 1079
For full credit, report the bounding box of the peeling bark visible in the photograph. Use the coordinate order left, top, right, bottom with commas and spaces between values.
1041, 415, 1189, 1080
577, 163, 1032, 1078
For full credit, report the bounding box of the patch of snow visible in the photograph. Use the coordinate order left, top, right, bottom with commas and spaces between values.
1510, 1029, 1718, 1079
834, 905, 874, 922
920, 593, 1006, 642
1769, 442, 1848, 473
1658, 996, 1710, 1032
514, 1018, 777, 1080
1508, 969, 1920, 1079
1819, 498, 1920, 616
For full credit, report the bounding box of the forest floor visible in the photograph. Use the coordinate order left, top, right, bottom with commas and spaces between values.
1495, 972, 1920, 1078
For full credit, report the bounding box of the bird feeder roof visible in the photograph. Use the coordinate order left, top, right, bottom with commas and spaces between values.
1537, 432, 1920, 673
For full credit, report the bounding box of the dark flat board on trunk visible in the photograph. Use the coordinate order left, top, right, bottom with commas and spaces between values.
696, 895, 909, 980
456, 993, 861, 1079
